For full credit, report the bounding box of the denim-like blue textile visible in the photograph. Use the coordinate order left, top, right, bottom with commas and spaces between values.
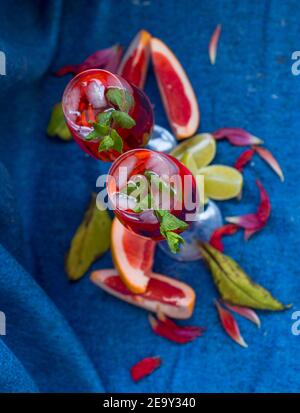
0, 0, 299, 392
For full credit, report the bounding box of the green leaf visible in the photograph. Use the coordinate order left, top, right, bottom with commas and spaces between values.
111, 129, 123, 153
165, 231, 185, 254
134, 194, 154, 212
94, 123, 110, 137
154, 210, 188, 254
96, 109, 114, 126
106, 88, 134, 112
86, 123, 110, 141
98, 135, 114, 152
65, 194, 111, 281
156, 210, 188, 234
144, 170, 175, 198
121, 182, 137, 196
47, 103, 72, 141
85, 130, 100, 141
199, 243, 291, 310
112, 110, 136, 129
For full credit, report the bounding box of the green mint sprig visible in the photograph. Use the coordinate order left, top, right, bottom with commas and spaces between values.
122, 170, 188, 254
155, 209, 188, 253
85, 88, 136, 153
106, 88, 134, 113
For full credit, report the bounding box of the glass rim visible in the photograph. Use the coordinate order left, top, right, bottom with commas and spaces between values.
61, 68, 130, 131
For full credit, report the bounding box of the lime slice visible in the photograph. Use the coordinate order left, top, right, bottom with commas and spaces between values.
181, 152, 198, 175
171, 133, 216, 169
199, 165, 243, 200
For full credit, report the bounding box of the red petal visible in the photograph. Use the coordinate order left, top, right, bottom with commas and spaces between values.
226, 213, 261, 229
209, 24, 221, 65
244, 227, 260, 240
226, 180, 271, 238
214, 300, 248, 348
222, 302, 261, 328
212, 127, 263, 146
157, 311, 205, 338
234, 149, 255, 172
255, 179, 271, 223
149, 314, 204, 344
130, 356, 161, 382
253, 146, 284, 182
209, 224, 239, 252
55, 45, 123, 76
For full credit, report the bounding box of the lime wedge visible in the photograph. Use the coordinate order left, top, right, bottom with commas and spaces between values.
181, 152, 198, 175
171, 133, 216, 169
199, 165, 243, 200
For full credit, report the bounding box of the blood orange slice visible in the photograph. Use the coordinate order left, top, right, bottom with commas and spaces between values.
151, 38, 200, 139
118, 30, 151, 89
111, 218, 156, 293
91, 269, 196, 319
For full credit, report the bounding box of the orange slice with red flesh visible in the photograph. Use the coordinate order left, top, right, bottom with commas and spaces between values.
118, 30, 151, 89
91, 269, 196, 319
111, 217, 156, 294
151, 37, 200, 140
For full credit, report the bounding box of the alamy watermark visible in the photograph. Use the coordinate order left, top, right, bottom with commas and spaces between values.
95, 170, 205, 221
0, 51, 6, 76
0, 311, 6, 335
291, 51, 300, 75
291, 311, 300, 336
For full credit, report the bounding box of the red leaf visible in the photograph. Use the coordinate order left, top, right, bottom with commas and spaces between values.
130, 356, 161, 382
244, 227, 260, 240
253, 146, 284, 182
55, 45, 123, 76
209, 224, 239, 252
212, 127, 263, 146
226, 213, 261, 229
222, 302, 261, 328
255, 179, 271, 223
149, 314, 205, 344
209, 24, 221, 65
234, 149, 255, 172
214, 300, 248, 348
226, 180, 271, 239
157, 311, 205, 338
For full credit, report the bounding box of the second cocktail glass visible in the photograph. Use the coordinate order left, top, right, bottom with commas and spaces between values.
62, 69, 154, 162
107, 148, 199, 255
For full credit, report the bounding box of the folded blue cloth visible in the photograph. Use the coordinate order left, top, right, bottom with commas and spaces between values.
0, 0, 299, 392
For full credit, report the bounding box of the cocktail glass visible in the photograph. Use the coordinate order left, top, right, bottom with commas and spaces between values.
107, 148, 198, 247
62, 69, 154, 162
107, 148, 223, 261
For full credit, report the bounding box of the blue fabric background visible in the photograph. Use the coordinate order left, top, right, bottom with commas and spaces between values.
0, 0, 300, 392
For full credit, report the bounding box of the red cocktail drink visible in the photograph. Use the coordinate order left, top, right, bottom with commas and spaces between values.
107, 149, 198, 242
62, 69, 154, 162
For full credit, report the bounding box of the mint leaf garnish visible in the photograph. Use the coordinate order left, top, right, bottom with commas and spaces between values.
96, 110, 114, 126
84, 89, 135, 152
85, 129, 99, 141
86, 123, 110, 140
98, 135, 114, 152
119, 169, 188, 254
155, 210, 188, 234
134, 194, 154, 213
111, 129, 123, 153
155, 209, 188, 253
144, 170, 175, 198
121, 182, 138, 196
164, 232, 185, 254
106, 88, 134, 112
112, 110, 136, 129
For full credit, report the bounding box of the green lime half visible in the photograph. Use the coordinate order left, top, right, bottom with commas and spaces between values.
171, 133, 216, 169
199, 165, 243, 200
